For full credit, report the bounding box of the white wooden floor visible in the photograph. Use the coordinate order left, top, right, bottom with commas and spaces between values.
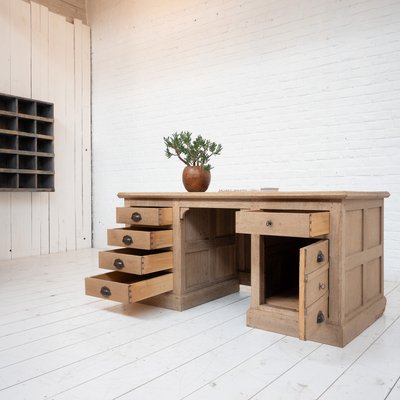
0, 249, 399, 400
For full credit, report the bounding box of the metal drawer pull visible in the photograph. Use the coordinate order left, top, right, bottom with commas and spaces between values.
113, 258, 124, 269
122, 235, 133, 245
265, 220, 273, 227
100, 286, 111, 297
319, 282, 326, 290
131, 212, 142, 222
317, 251, 325, 263
317, 311, 325, 324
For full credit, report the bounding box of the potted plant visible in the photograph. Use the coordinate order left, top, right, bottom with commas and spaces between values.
163, 131, 222, 192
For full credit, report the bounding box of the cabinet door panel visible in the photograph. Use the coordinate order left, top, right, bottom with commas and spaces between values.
299, 239, 329, 340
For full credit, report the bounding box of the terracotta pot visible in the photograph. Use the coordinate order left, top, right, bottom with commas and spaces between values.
182, 166, 211, 192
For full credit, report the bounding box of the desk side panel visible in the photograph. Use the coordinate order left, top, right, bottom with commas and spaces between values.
342, 199, 386, 329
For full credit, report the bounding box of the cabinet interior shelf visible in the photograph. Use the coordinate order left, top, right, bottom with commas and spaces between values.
0, 110, 53, 123
0, 93, 54, 191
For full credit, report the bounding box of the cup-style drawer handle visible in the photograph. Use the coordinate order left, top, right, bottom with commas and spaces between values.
317, 310, 325, 324
113, 258, 124, 269
131, 212, 142, 223
265, 220, 273, 227
317, 251, 325, 263
100, 286, 111, 297
122, 235, 133, 245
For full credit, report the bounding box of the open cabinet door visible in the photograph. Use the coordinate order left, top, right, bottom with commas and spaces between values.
299, 240, 329, 340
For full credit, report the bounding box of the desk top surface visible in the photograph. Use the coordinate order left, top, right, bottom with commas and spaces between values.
118, 191, 390, 201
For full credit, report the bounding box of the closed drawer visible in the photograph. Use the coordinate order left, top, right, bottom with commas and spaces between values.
301, 239, 329, 275
304, 264, 329, 308
116, 207, 172, 226
236, 210, 330, 238
99, 248, 173, 275
85, 270, 173, 303
107, 227, 173, 250
302, 293, 329, 340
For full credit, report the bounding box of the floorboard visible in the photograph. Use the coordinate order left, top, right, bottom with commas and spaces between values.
0, 249, 398, 400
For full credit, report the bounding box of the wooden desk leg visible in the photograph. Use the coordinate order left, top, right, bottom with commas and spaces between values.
250, 234, 264, 308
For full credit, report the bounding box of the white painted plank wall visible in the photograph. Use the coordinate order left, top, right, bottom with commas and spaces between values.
0, 0, 91, 260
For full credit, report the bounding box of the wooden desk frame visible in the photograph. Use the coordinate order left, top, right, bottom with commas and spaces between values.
94, 191, 390, 347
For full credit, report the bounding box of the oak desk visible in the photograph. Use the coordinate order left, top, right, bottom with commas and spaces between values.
85, 191, 389, 347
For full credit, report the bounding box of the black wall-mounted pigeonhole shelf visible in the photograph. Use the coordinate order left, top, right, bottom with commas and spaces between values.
0, 93, 54, 191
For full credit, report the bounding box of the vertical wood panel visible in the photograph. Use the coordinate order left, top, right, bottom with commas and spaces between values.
0, 0, 12, 260
28, 198, 41, 256
31, 3, 51, 255
0, 0, 11, 92
65, 21, 76, 250
81, 23, 91, 247
31, 1, 42, 256
74, 18, 84, 248
49, 11, 67, 253
10, 0, 32, 259
40, 5, 50, 255
10, 0, 31, 97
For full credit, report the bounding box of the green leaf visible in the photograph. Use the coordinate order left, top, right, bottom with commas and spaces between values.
163, 131, 222, 169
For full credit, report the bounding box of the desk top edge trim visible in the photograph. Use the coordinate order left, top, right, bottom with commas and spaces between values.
117, 191, 390, 201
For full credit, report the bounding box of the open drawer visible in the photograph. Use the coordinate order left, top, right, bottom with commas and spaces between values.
107, 227, 173, 249
99, 248, 173, 275
116, 207, 172, 226
236, 210, 330, 237
85, 270, 173, 303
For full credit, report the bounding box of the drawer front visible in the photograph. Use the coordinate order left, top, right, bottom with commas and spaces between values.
301, 240, 329, 275
303, 293, 329, 340
116, 207, 172, 226
85, 271, 134, 303
236, 210, 330, 238
107, 228, 173, 250
304, 264, 329, 308
99, 248, 173, 275
85, 271, 173, 303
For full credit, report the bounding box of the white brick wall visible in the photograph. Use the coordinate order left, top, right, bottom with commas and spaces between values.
88, 0, 400, 279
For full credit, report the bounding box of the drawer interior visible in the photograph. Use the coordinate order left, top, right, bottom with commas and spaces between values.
115, 226, 172, 232
91, 270, 172, 285
103, 248, 173, 256
86, 270, 174, 303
